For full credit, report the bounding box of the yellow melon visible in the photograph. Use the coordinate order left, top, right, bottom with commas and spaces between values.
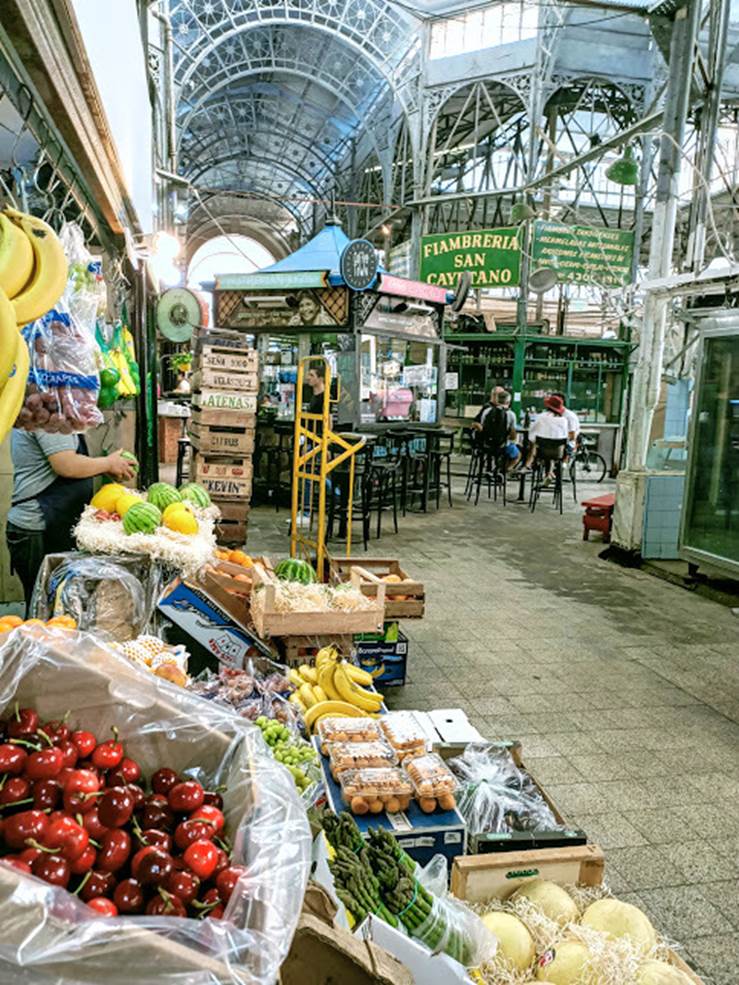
115, 492, 141, 517
90, 483, 126, 512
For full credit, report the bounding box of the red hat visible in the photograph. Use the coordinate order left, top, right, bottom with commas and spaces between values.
544, 395, 565, 415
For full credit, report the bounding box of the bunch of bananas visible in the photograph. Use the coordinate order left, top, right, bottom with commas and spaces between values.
0, 209, 69, 444
287, 646, 385, 733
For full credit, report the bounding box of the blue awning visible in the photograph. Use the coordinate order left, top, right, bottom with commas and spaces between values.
264, 221, 352, 284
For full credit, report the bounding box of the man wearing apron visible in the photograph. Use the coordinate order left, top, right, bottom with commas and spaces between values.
7, 429, 135, 611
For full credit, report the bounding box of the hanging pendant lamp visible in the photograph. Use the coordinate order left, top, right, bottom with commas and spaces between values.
510, 201, 537, 224
605, 145, 638, 186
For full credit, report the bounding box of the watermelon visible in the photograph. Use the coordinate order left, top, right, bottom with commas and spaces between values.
274, 558, 316, 584
147, 482, 181, 511
179, 482, 211, 508
123, 501, 162, 535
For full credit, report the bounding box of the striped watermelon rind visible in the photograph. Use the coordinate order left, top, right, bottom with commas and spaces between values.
147, 483, 182, 511
179, 483, 211, 508
274, 558, 316, 584
123, 501, 162, 535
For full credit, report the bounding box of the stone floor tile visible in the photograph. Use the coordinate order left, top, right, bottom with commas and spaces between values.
608, 845, 687, 890
659, 841, 739, 886
684, 936, 739, 985
635, 885, 734, 939
624, 808, 696, 845
698, 881, 739, 930
568, 811, 649, 849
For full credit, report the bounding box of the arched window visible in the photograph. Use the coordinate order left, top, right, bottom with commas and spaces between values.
188, 234, 276, 286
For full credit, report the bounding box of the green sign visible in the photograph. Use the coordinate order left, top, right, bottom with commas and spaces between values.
531, 221, 634, 287
419, 227, 521, 288
215, 271, 327, 290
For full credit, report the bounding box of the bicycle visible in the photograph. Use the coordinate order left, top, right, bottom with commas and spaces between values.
569, 434, 607, 483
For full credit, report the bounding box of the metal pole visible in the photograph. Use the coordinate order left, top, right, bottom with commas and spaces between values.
625, 0, 701, 471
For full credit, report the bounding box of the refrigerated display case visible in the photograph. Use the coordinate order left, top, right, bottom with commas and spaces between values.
680, 312, 739, 576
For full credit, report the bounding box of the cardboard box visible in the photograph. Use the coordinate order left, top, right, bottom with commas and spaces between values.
158, 576, 270, 666
357, 914, 474, 985
317, 738, 467, 868
450, 846, 704, 984
354, 626, 409, 686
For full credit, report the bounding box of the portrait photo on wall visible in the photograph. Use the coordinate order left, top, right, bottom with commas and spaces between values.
232, 288, 347, 329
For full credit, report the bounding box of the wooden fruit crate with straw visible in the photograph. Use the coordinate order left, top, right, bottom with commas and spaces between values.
329, 558, 425, 619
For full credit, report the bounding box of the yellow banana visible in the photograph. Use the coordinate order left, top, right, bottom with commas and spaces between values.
6, 209, 68, 327
333, 663, 384, 713
288, 668, 305, 688
345, 664, 374, 687
288, 692, 307, 713
313, 685, 328, 703
317, 661, 343, 702
299, 664, 318, 684
299, 683, 317, 708
0, 288, 18, 389
0, 332, 29, 444
315, 645, 338, 670
0, 214, 33, 301
303, 700, 369, 731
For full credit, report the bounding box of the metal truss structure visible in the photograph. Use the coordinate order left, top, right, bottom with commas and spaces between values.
153, 0, 739, 289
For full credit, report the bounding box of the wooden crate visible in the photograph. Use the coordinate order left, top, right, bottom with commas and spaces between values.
190, 406, 257, 429
199, 345, 258, 374
330, 557, 425, 619
188, 419, 255, 456
279, 634, 354, 667
451, 845, 704, 985
216, 520, 248, 545
192, 367, 258, 392
250, 563, 385, 638
192, 453, 253, 500
192, 389, 258, 414
215, 499, 250, 522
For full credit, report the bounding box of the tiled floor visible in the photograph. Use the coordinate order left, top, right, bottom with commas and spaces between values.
249, 475, 739, 985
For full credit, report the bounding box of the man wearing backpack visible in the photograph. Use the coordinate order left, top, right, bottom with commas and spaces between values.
472, 387, 520, 471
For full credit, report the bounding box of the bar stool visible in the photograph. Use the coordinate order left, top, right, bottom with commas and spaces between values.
529, 438, 566, 513
365, 435, 402, 539
400, 430, 432, 513
175, 436, 190, 486
430, 429, 454, 508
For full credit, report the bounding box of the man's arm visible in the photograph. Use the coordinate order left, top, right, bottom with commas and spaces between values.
48, 448, 135, 481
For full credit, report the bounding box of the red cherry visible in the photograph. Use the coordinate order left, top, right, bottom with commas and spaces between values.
127, 785, 145, 810
174, 819, 214, 852
71, 730, 97, 758
8, 708, 39, 738
79, 869, 116, 902
32, 779, 60, 811
3, 810, 49, 850
32, 853, 70, 888
190, 805, 224, 833
80, 805, 108, 840
151, 768, 179, 796
62, 769, 100, 814
168, 781, 204, 813
87, 897, 118, 917
70, 844, 96, 875
119, 758, 141, 783
136, 848, 173, 887
140, 795, 174, 831
183, 839, 218, 880
57, 740, 79, 769
0, 776, 31, 806
98, 788, 135, 829
3, 857, 31, 873
97, 829, 131, 873
206, 903, 224, 920
43, 816, 89, 861
164, 869, 200, 904
135, 828, 171, 852
25, 747, 64, 781
202, 791, 223, 809
113, 878, 144, 914
200, 886, 220, 906
57, 767, 75, 788
212, 846, 229, 878
146, 892, 187, 917
216, 865, 249, 903
17, 847, 42, 866
91, 736, 124, 771
42, 720, 70, 745
0, 743, 28, 775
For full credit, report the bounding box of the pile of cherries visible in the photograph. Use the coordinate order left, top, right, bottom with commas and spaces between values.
0, 705, 248, 920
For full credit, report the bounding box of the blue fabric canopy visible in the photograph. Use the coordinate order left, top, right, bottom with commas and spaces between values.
264, 221, 352, 282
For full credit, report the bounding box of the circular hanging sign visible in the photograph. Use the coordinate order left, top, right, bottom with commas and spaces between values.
340, 239, 379, 291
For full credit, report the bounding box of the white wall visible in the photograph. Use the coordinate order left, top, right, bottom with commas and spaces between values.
71, 0, 154, 233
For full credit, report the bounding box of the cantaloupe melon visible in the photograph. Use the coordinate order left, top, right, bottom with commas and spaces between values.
482, 911, 535, 971
536, 940, 592, 984
512, 880, 578, 926
581, 899, 656, 953
636, 959, 695, 985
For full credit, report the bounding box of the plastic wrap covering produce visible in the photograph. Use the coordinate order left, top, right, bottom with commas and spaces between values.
0, 626, 312, 985
30, 552, 161, 641
449, 744, 566, 836
15, 224, 106, 434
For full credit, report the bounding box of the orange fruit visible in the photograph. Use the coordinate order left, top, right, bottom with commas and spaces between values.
1, 615, 23, 628
47, 615, 77, 628
234, 573, 251, 583
215, 549, 230, 561
228, 550, 248, 566
0, 620, 15, 634
23, 619, 45, 625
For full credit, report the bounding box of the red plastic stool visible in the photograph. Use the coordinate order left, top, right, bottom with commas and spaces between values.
582, 493, 615, 542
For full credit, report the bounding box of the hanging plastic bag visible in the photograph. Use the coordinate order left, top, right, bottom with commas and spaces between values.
0, 625, 312, 985
95, 318, 140, 405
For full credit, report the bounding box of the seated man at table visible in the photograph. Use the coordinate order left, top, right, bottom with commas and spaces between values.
525, 394, 569, 476
473, 387, 520, 471
552, 391, 580, 460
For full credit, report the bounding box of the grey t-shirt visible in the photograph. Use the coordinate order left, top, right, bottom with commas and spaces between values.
8, 430, 79, 531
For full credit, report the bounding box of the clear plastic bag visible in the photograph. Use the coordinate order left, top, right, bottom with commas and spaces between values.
448, 743, 565, 836
379, 711, 427, 761
0, 625, 312, 985
327, 740, 398, 774
412, 892, 497, 967
30, 552, 161, 641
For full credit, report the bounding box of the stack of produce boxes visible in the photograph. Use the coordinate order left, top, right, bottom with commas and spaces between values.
189, 328, 258, 545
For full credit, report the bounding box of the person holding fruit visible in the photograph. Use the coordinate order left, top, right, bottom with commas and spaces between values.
6, 429, 135, 611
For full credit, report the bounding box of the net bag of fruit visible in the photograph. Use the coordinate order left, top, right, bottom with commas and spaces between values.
0, 625, 312, 984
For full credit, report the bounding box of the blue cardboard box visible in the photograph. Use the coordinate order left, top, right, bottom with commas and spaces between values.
158, 577, 270, 667
315, 738, 466, 868
354, 628, 408, 687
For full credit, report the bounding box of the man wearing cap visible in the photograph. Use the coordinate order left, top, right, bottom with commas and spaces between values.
524, 394, 569, 475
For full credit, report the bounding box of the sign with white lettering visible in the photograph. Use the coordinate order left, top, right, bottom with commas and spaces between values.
419, 227, 521, 288
531, 221, 634, 287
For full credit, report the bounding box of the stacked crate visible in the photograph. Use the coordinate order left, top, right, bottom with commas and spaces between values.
189, 329, 258, 545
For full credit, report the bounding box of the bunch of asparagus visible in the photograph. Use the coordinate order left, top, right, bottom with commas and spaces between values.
324, 814, 398, 927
